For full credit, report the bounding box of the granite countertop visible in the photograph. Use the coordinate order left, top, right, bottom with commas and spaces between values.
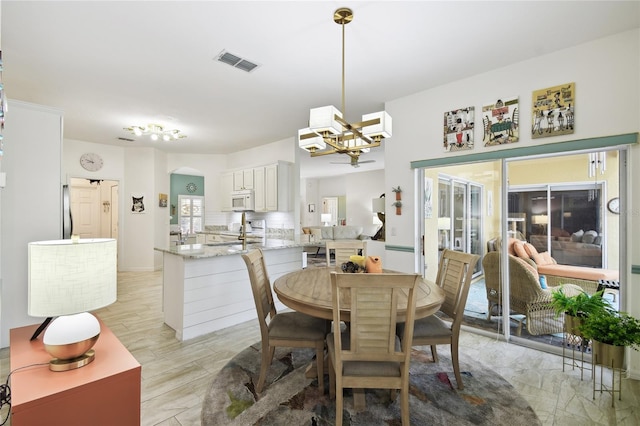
155, 238, 305, 259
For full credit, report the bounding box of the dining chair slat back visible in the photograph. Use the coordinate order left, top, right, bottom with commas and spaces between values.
325, 240, 366, 267
242, 249, 327, 393
403, 249, 480, 390
327, 271, 420, 426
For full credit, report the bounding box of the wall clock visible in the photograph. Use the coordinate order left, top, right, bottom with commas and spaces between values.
186, 182, 197, 193
80, 152, 104, 172
607, 197, 620, 214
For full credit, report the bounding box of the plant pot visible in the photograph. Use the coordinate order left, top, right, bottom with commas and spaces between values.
396, 207, 401, 215
564, 314, 584, 337
395, 192, 401, 201
592, 340, 625, 369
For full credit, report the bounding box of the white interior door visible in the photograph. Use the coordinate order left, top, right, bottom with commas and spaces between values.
322, 197, 338, 226
70, 179, 101, 238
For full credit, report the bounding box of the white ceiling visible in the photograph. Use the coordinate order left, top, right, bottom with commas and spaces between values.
2, 1, 639, 178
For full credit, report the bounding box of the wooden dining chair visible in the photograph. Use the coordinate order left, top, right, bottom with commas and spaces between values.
241, 249, 327, 393
327, 271, 420, 426
325, 240, 366, 267
399, 249, 479, 390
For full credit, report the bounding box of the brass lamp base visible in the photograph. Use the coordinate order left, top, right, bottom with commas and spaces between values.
49, 349, 96, 372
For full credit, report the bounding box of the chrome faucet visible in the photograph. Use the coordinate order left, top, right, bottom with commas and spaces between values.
239, 211, 247, 250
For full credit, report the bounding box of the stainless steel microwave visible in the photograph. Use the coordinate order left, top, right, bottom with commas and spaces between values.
231, 189, 255, 211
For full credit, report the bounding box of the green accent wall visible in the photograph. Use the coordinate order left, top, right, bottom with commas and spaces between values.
410, 133, 637, 169
170, 174, 204, 224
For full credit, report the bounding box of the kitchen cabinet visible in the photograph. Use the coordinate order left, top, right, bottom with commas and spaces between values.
222, 161, 292, 212
233, 169, 254, 190
253, 166, 266, 211
221, 172, 234, 211
265, 161, 292, 212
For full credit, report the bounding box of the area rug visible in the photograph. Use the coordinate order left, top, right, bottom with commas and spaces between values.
202, 343, 540, 425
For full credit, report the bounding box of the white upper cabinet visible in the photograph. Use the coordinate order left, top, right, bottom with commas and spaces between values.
222, 161, 292, 212
233, 169, 254, 190
253, 166, 266, 211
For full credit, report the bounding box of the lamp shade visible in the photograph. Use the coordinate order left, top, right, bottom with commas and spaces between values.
321, 213, 332, 223
372, 198, 385, 213
362, 111, 392, 138
438, 217, 451, 230
28, 238, 117, 317
532, 214, 549, 225
309, 105, 343, 135
298, 128, 326, 151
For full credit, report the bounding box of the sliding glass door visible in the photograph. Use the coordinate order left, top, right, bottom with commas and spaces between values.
420, 147, 625, 352
438, 176, 483, 275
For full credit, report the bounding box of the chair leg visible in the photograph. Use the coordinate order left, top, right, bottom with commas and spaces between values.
335, 377, 343, 426
400, 385, 410, 426
430, 344, 439, 363
451, 340, 463, 390
315, 343, 325, 393
328, 355, 336, 399
257, 345, 275, 393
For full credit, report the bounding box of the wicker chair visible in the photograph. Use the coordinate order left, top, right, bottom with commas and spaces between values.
482, 251, 582, 335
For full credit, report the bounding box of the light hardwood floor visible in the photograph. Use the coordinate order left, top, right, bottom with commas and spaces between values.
2, 269, 639, 425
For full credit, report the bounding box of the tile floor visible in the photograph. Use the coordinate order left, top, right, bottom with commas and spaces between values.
1, 269, 639, 425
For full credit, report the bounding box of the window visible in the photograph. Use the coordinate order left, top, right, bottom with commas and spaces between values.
509, 185, 604, 267
178, 195, 204, 235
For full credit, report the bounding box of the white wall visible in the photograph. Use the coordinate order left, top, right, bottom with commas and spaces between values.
121, 148, 157, 271
154, 150, 169, 269
1, 101, 63, 346
167, 153, 227, 212
302, 169, 384, 235
385, 29, 639, 263
226, 137, 295, 169
384, 29, 640, 375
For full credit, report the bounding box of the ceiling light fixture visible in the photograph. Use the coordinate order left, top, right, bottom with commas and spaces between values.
124, 123, 186, 142
298, 7, 392, 167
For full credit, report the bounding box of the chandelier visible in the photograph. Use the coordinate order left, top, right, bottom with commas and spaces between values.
124, 123, 186, 141
297, 7, 392, 166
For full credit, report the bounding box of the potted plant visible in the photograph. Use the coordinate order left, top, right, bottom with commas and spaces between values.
392, 186, 402, 200
580, 310, 640, 368
392, 200, 402, 215
550, 288, 613, 336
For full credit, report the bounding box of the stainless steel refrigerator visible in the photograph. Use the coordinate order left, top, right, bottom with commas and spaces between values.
62, 184, 73, 239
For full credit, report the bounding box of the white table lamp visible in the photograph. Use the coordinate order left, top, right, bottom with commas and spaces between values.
28, 238, 117, 371
321, 213, 332, 227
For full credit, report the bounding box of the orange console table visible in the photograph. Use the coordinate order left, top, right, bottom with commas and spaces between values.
10, 320, 141, 426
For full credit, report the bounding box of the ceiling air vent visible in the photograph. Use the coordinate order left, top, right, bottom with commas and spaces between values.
216, 50, 259, 73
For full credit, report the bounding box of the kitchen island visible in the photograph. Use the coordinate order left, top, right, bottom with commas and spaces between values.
155, 239, 304, 341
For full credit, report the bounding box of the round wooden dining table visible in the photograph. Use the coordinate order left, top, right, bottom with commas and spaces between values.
273, 267, 445, 322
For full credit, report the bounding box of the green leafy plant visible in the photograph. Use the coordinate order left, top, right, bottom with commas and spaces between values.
392, 201, 402, 207
392, 186, 402, 193
580, 310, 640, 350
550, 287, 613, 319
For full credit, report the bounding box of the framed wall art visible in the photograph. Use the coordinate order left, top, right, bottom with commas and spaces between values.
131, 193, 146, 213
159, 193, 168, 207
482, 96, 519, 146
443, 107, 474, 152
531, 82, 574, 139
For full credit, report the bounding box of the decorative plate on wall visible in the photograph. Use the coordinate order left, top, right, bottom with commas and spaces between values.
186, 182, 197, 193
